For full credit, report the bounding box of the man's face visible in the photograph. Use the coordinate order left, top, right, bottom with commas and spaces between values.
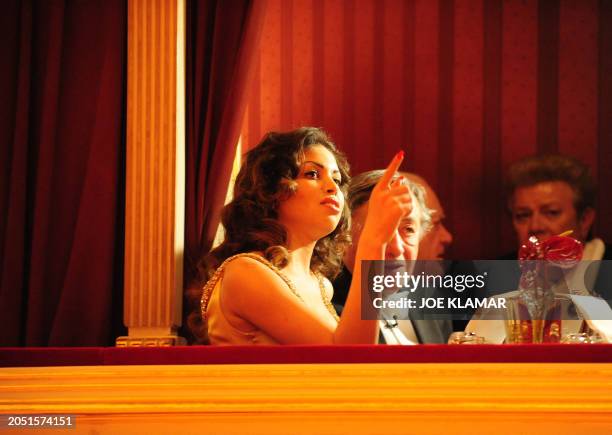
416, 182, 452, 260
510, 181, 593, 246
344, 194, 421, 272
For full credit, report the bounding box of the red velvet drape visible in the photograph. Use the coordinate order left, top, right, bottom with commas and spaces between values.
0, 0, 126, 346
240, 0, 612, 260
184, 0, 267, 284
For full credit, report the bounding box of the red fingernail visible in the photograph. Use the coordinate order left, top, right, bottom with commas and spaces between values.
396, 151, 404, 159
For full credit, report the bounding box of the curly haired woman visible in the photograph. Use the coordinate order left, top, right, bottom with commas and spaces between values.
191, 127, 412, 344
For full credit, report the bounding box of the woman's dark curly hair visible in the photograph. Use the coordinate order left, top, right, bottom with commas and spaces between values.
187, 127, 351, 342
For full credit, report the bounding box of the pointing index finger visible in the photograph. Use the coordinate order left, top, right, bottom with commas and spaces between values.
377, 150, 404, 188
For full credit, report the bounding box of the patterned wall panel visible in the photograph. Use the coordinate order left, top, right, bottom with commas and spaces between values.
241, 0, 611, 259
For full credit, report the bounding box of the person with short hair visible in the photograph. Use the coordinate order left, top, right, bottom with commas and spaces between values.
466, 154, 612, 342
500, 153, 611, 300
332, 170, 452, 344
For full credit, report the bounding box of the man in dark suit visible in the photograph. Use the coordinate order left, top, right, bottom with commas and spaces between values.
466, 154, 612, 342
502, 154, 611, 299
332, 170, 453, 344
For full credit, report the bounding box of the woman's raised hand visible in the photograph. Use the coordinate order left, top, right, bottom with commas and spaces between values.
360, 151, 413, 247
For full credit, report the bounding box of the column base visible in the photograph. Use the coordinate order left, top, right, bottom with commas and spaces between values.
116, 332, 187, 347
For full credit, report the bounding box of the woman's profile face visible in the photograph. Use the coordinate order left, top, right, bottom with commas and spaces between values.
277, 144, 345, 242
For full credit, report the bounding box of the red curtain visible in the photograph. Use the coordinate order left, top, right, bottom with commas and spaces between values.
240, 0, 612, 260
0, 0, 126, 346
184, 0, 267, 286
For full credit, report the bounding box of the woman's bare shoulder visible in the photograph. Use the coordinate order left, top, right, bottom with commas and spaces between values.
221, 253, 277, 277
220, 254, 286, 308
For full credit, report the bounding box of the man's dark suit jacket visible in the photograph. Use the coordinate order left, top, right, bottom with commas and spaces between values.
331, 266, 453, 344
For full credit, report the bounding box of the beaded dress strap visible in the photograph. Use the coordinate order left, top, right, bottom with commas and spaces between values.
200, 253, 339, 322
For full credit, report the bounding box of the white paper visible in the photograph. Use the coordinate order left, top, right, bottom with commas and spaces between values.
570, 295, 612, 342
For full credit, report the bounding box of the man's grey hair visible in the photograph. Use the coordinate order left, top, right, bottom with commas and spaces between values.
348, 170, 433, 238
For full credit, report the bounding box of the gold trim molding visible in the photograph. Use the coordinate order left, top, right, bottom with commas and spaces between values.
1, 362, 612, 433
115, 336, 186, 347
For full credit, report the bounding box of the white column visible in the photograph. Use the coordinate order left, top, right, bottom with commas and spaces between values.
117, 0, 186, 347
